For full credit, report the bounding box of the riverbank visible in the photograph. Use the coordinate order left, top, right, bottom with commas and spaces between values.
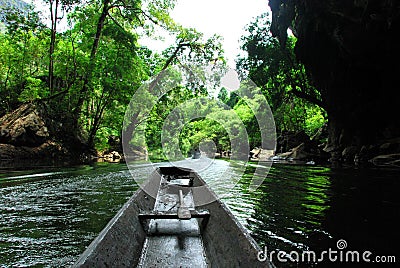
0, 103, 96, 162
2, 103, 399, 168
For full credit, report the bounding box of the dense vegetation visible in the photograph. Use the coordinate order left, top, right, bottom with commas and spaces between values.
0, 1, 326, 159
236, 14, 326, 139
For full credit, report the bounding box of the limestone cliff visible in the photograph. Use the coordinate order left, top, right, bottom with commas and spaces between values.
269, 0, 400, 164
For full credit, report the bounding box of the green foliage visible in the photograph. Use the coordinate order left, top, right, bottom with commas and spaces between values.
305, 105, 326, 137
18, 77, 47, 102
0, 6, 47, 113
217, 87, 228, 103
1, 4, 44, 34
0, 0, 177, 148
237, 13, 327, 137
233, 98, 261, 149
145, 85, 197, 157
0, 0, 257, 159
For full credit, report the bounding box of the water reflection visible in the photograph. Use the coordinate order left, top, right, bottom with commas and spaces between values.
229, 164, 400, 268
322, 168, 400, 263
0, 160, 399, 267
0, 163, 140, 267
233, 165, 332, 267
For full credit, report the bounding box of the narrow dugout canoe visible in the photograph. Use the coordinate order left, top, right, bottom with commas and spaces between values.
73, 166, 275, 267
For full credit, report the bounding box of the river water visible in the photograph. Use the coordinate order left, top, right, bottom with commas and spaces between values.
0, 159, 399, 267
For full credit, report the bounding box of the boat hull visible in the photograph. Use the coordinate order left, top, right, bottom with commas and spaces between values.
73, 166, 274, 267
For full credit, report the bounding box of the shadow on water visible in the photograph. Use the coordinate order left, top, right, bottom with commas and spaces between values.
0, 159, 399, 267
234, 164, 400, 267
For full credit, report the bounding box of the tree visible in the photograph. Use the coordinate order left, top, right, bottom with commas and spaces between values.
237, 13, 326, 137
0, 5, 47, 113
44, 0, 80, 93
122, 27, 225, 153
0, 0, 228, 158
70, 0, 177, 135
217, 87, 229, 104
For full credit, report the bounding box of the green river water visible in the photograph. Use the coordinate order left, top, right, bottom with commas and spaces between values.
0, 159, 399, 267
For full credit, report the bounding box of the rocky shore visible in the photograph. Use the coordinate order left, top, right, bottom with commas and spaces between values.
251, 130, 400, 168
0, 103, 83, 161
1, 104, 399, 167
0, 103, 147, 163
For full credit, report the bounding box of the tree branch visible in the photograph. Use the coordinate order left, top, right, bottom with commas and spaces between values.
289, 85, 326, 109
282, 47, 327, 109
37, 89, 69, 102
108, 13, 125, 30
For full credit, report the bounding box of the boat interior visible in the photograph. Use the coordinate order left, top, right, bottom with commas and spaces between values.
137, 166, 209, 267
74, 166, 272, 267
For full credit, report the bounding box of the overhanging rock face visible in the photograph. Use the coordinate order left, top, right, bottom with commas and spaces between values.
269, 0, 400, 161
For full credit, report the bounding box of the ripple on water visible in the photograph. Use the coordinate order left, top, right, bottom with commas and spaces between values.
1, 161, 399, 267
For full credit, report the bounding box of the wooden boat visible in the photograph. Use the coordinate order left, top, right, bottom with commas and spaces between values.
73, 166, 275, 267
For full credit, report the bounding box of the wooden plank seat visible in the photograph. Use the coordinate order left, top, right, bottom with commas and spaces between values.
139, 210, 210, 233
137, 175, 209, 267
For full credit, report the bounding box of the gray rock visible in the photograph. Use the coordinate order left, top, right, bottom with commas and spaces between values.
277, 143, 309, 160
0, 104, 49, 147
342, 146, 358, 162
250, 148, 274, 161
370, 154, 400, 167
0, 141, 65, 159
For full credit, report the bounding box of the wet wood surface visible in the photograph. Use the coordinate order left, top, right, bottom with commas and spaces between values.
137, 174, 208, 267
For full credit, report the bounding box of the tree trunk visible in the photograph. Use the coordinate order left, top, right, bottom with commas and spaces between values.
48, 0, 59, 94
87, 94, 110, 148
122, 111, 140, 155
72, 0, 110, 131
122, 42, 190, 147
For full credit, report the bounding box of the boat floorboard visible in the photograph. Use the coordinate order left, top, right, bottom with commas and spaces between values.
138, 176, 208, 267
138, 234, 207, 267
